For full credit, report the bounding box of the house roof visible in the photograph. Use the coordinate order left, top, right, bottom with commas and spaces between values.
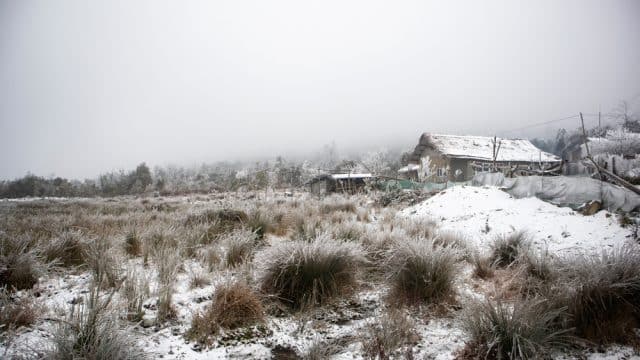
410, 133, 561, 163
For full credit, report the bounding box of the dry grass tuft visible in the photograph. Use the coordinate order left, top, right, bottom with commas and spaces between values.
553, 245, 640, 344
385, 238, 460, 306
361, 310, 418, 360
121, 266, 148, 323
0, 235, 43, 291
49, 286, 145, 360
221, 229, 259, 268
461, 298, 572, 360
187, 281, 264, 345
44, 230, 86, 267
0, 288, 40, 332
471, 251, 496, 280
257, 235, 366, 309
123, 229, 142, 257
490, 231, 530, 268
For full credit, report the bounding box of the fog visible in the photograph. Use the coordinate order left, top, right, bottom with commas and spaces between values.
1, 0, 639, 179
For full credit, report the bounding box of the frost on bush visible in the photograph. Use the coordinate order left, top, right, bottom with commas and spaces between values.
257, 235, 366, 309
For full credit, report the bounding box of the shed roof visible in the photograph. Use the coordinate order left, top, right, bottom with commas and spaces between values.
410, 133, 561, 163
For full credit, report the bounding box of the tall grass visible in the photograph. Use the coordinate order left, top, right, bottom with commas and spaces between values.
257, 235, 366, 309
187, 281, 264, 346
49, 286, 146, 360
553, 245, 640, 343
461, 298, 572, 360
385, 238, 460, 306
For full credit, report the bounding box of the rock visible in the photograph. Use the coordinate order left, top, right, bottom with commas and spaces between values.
141, 317, 155, 328
580, 200, 602, 216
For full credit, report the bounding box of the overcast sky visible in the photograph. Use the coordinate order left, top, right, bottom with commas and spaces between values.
1, 0, 639, 179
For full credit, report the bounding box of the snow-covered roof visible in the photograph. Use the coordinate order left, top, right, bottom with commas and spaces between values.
330, 173, 372, 179
415, 133, 561, 163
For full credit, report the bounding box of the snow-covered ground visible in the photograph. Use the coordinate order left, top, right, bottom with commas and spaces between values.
2, 187, 638, 359
401, 185, 632, 256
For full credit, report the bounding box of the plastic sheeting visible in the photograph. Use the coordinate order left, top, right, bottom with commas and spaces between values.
472, 173, 640, 212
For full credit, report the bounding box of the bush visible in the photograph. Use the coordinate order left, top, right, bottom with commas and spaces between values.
124, 229, 142, 257
153, 245, 179, 323
471, 251, 495, 280
361, 310, 418, 360
257, 235, 366, 309
515, 248, 557, 298
490, 231, 530, 268
0, 235, 43, 291
121, 266, 148, 323
402, 218, 438, 240
385, 238, 460, 306
461, 298, 572, 360
85, 237, 120, 288
0, 288, 39, 332
555, 245, 640, 343
187, 281, 264, 345
44, 230, 86, 267
221, 229, 259, 268
319, 198, 357, 214
246, 209, 274, 240
49, 287, 145, 360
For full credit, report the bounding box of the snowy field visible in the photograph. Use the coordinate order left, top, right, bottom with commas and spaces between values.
1, 186, 638, 359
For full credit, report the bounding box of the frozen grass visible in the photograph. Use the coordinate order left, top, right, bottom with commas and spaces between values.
257, 235, 366, 309
85, 236, 121, 288
187, 281, 264, 346
385, 238, 461, 306
44, 230, 86, 267
49, 286, 146, 360
402, 217, 438, 240
471, 251, 495, 280
121, 266, 148, 323
553, 245, 640, 344
490, 231, 530, 268
360, 310, 418, 360
0, 234, 44, 291
221, 229, 260, 268
515, 248, 558, 298
123, 229, 142, 257
0, 287, 40, 332
153, 245, 180, 323
461, 298, 572, 360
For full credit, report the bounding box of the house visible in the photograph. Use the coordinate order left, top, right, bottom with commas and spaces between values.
308, 173, 373, 195
400, 133, 561, 182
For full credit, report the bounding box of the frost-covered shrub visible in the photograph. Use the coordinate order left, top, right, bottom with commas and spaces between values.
257, 235, 366, 309
471, 251, 495, 280
461, 298, 572, 360
187, 281, 264, 345
490, 231, 530, 268
123, 229, 142, 257
0, 235, 43, 291
515, 248, 558, 298
44, 230, 86, 266
554, 245, 640, 343
402, 218, 438, 240
385, 238, 460, 306
49, 287, 145, 360
361, 310, 418, 360
0, 287, 40, 332
221, 229, 259, 268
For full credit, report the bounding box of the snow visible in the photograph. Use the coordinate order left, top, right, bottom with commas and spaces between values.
401, 185, 633, 256
424, 133, 561, 163
330, 173, 372, 179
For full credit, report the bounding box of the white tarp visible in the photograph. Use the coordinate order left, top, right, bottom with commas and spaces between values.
472, 173, 640, 212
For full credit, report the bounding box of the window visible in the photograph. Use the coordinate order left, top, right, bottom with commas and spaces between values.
436, 168, 445, 177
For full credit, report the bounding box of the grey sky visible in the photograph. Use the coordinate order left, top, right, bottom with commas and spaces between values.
1, 0, 639, 179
